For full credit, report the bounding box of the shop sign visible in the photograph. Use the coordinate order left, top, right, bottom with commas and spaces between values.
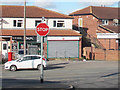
12, 36, 36, 41
47, 36, 80, 41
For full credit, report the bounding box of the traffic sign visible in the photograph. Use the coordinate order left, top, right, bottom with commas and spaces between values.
36, 23, 49, 36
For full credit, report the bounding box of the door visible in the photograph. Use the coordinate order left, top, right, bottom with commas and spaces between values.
17, 56, 33, 69
31, 56, 41, 68
2, 41, 8, 58
48, 41, 79, 58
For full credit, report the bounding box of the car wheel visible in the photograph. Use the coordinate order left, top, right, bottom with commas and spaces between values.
37, 64, 44, 70
10, 65, 17, 71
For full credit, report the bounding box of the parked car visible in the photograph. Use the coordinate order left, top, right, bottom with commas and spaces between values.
4, 55, 47, 71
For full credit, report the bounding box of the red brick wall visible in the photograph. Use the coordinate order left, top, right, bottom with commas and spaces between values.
106, 50, 119, 61
84, 47, 120, 61
73, 15, 99, 37
43, 42, 47, 58
98, 39, 118, 50
97, 26, 110, 33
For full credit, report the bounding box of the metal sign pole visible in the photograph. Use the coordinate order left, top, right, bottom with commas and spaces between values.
40, 36, 44, 83
40, 17, 44, 83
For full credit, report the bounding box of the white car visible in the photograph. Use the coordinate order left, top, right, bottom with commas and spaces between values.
4, 55, 47, 71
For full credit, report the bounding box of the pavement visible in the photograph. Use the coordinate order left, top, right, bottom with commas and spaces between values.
0, 60, 119, 89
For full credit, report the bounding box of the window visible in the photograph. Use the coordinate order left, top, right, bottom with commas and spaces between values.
17, 20, 22, 27
13, 20, 23, 27
53, 20, 65, 27
102, 19, 109, 25
32, 56, 40, 59
13, 20, 16, 27
118, 39, 120, 50
22, 56, 32, 61
3, 44, 7, 50
35, 20, 42, 27
53, 21, 56, 27
78, 18, 83, 27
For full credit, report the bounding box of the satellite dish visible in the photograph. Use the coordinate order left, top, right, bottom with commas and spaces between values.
113, 19, 118, 23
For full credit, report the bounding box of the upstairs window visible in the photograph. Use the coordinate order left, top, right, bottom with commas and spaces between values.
53, 21, 56, 27
53, 20, 65, 27
13, 20, 23, 27
35, 20, 42, 27
102, 19, 109, 25
78, 18, 83, 27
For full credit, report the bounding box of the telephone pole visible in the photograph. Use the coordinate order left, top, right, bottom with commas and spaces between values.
24, 0, 26, 55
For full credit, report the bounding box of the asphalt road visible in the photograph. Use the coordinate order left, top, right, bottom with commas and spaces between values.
1, 60, 119, 89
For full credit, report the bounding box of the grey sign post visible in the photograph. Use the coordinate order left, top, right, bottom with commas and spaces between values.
36, 17, 49, 83
40, 36, 44, 83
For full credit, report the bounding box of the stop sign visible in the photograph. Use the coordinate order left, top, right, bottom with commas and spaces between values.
36, 23, 49, 36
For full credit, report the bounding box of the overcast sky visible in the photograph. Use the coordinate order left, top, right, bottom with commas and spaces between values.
0, 0, 119, 15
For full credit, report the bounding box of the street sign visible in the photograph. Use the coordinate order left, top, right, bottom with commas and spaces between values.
36, 17, 49, 83
36, 23, 49, 36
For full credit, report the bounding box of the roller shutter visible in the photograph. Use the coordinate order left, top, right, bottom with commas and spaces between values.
48, 41, 79, 58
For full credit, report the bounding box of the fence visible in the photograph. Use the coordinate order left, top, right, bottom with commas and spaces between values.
84, 47, 120, 61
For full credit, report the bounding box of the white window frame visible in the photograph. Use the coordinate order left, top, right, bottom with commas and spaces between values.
53, 20, 65, 27
78, 18, 83, 27
13, 20, 23, 27
102, 19, 109, 25
35, 20, 42, 27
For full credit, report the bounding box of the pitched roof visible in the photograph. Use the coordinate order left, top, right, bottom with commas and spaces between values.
0, 29, 37, 36
99, 25, 120, 33
69, 6, 119, 19
1, 5, 73, 19
1, 29, 81, 36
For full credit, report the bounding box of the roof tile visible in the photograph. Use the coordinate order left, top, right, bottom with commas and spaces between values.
1, 5, 73, 19
70, 6, 119, 19
1, 29, 81, 36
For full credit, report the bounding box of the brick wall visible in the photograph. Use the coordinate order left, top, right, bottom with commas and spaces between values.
84, 47, 120, 61
98, 39, 118, 50
43, 42, 47, 58
73, 15, 98, 37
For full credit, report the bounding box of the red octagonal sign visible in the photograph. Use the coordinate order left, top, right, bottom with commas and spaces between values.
36, 23, 49, 36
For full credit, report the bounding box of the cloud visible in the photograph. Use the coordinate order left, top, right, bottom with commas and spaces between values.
78, 0, 120, 6
0, 0, 34, 5
0, 0, 56, 8
33, 0, 56, 8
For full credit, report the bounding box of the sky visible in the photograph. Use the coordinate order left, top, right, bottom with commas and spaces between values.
0, 0, 120, 15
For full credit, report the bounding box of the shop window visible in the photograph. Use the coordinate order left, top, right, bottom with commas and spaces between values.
3, 44, 7, 50
53, 20, 65, 27
35, 20, 42, 27
102, 19, 109, 25
13, 20, 23, 27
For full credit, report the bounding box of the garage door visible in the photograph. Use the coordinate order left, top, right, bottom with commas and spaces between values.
48, 41, 79, 58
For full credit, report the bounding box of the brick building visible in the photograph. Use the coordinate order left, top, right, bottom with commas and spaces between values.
69, 6, 120, 60
0, 5, 82, 59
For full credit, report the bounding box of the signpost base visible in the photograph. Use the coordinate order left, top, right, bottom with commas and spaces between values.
40, 78, 44, 83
